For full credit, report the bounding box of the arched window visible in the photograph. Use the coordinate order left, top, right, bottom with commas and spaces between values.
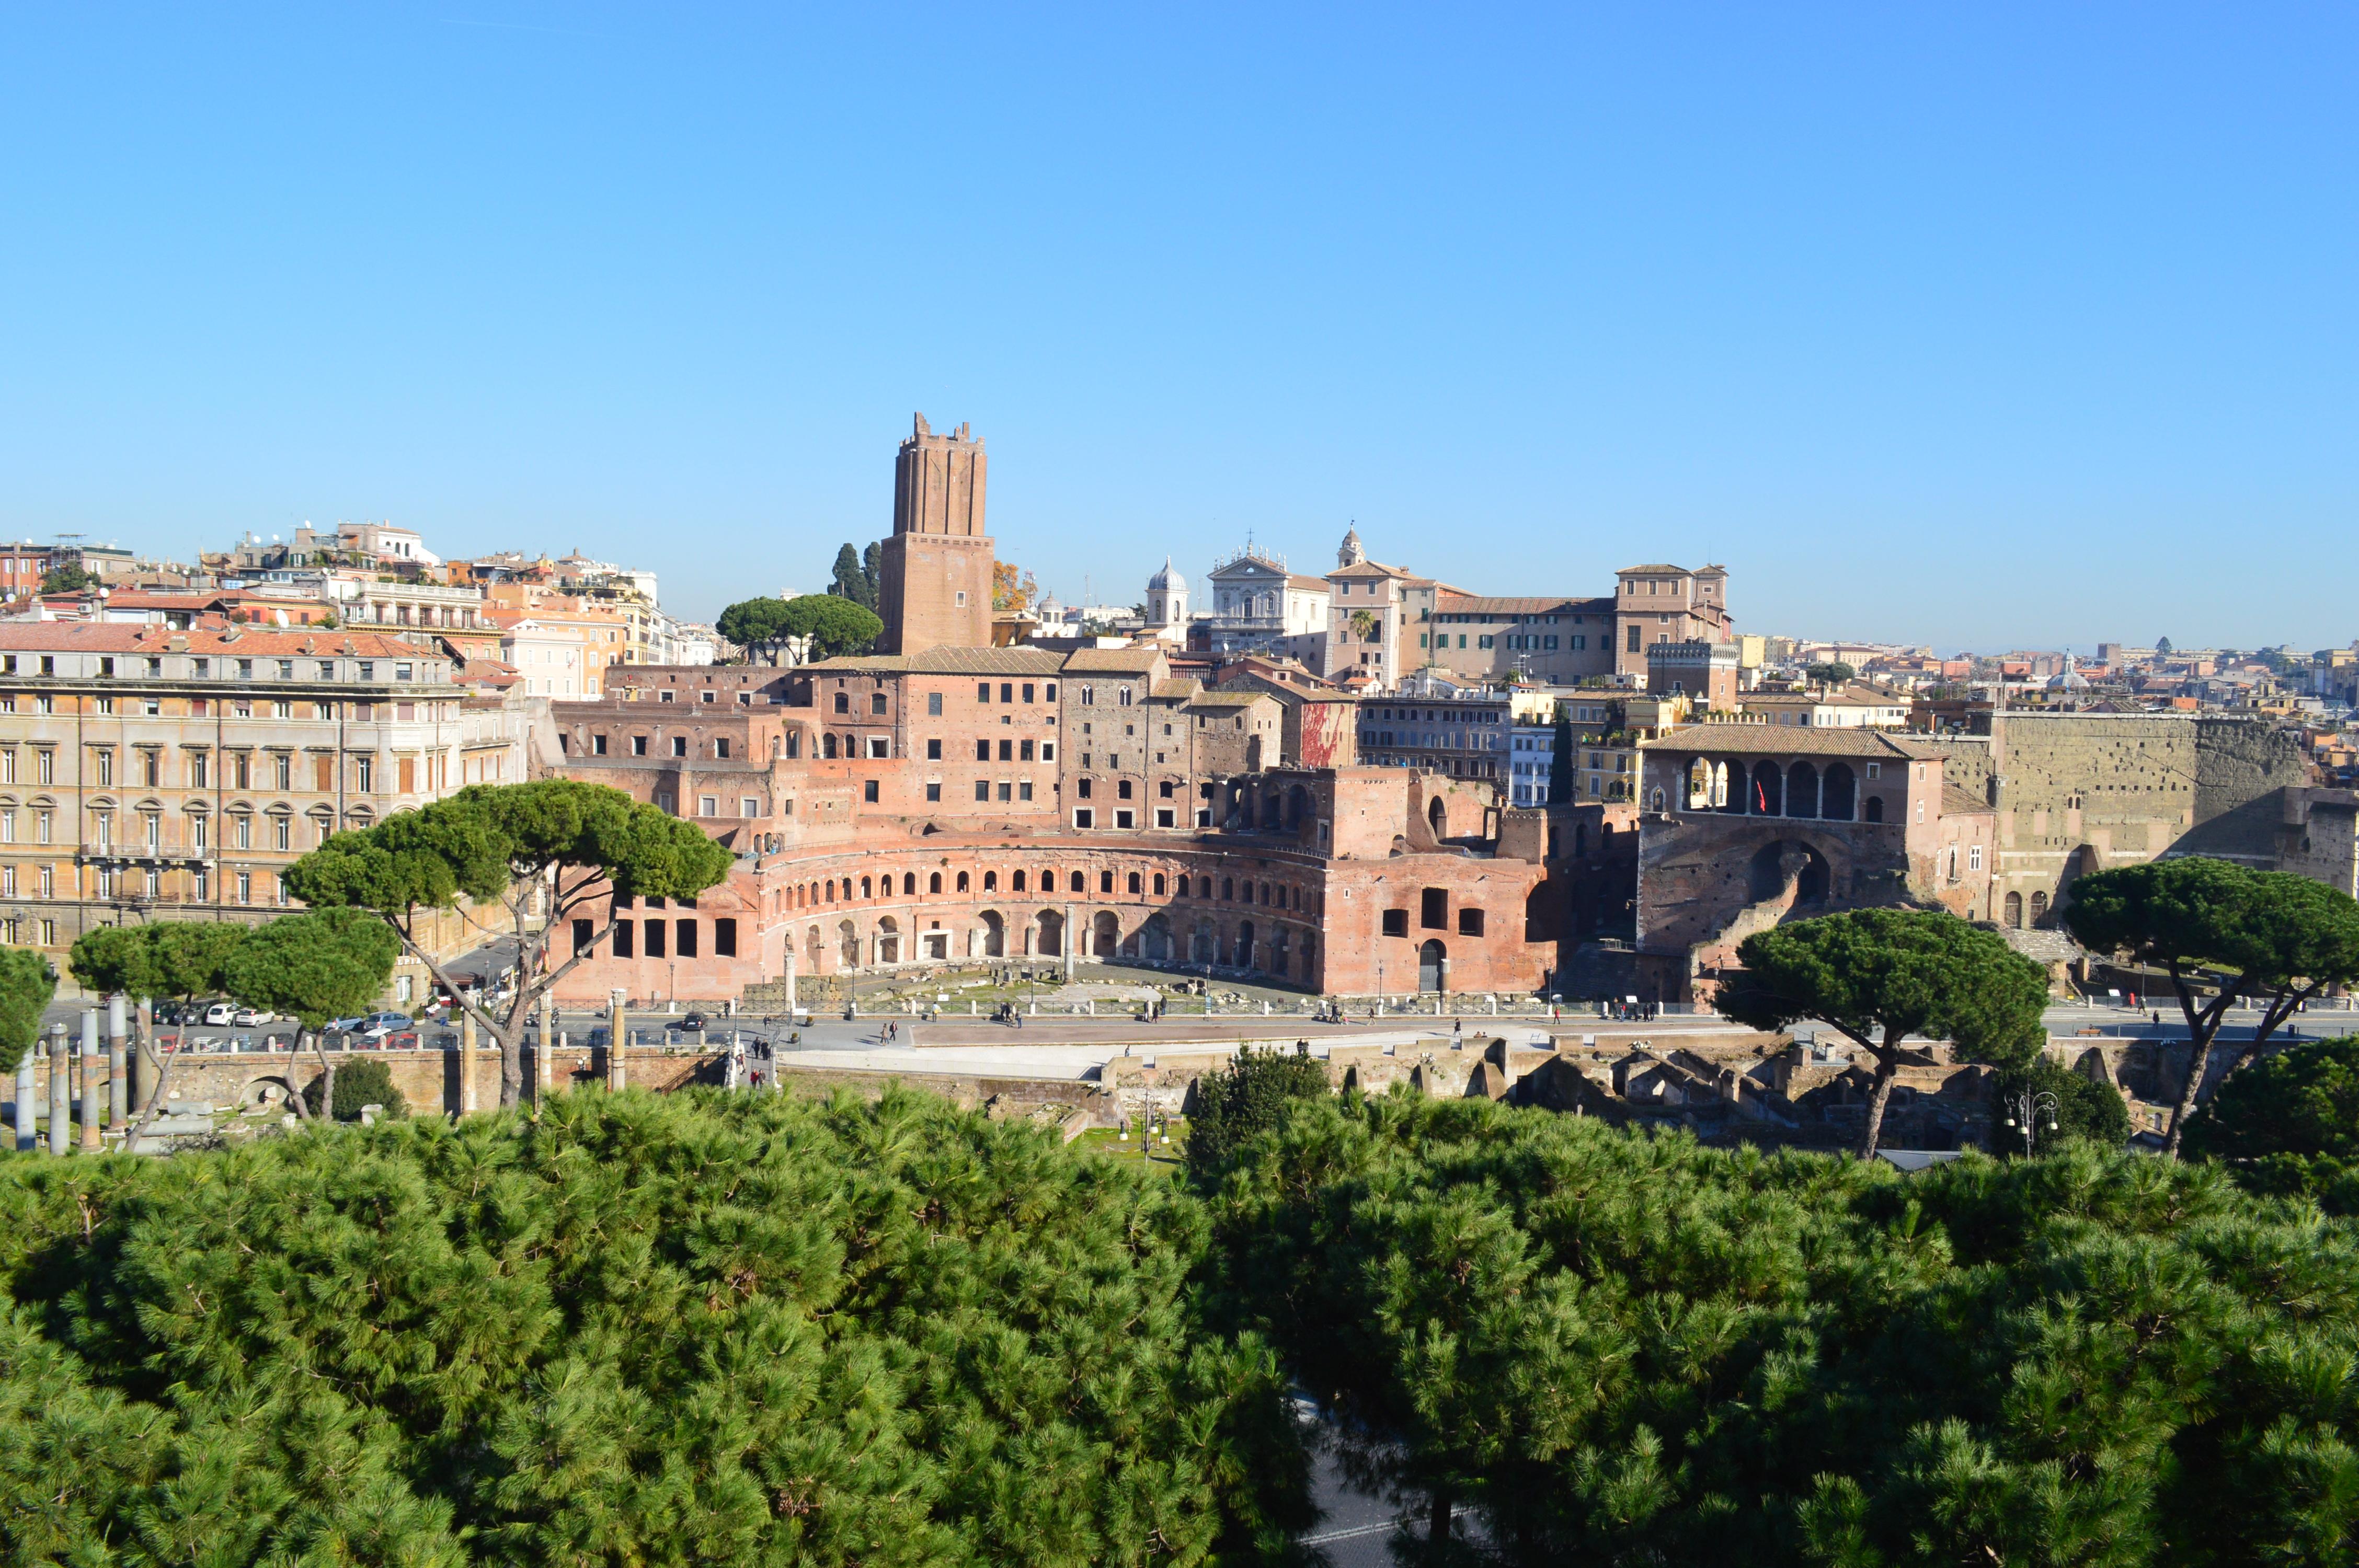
1012, 869, 1027, 892
1786, 762, 1819, 819
903, 872, 917, 896
1823, 763, 1856, 822
1100, 869, 1115, 893
822, 733, 838, 759
2030, 890, 2049, 925
1069, 870, 1085, 893
983, 870, 998, 891
1686, 757, 1711, 809
956, 870, 970, 892
833, 691, 849, 713
2004, 891, 2023, 927
860, 876, 872, 898
1152, 872, 1165, 895
1864, 795, 1884, 823
1127, 871, 1142, 895
826, 879, 836, 901
929, 871, 942, 894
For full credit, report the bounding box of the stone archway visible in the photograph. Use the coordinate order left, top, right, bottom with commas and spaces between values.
1036, 909, 1064, 957
1141, 912, 1173, 962
1092, 910, 1119, 958
1417, 939, 1446, 993
979, 909, 1005, 958
1233, 920, 1256, 970
1428, 796, 1448, 838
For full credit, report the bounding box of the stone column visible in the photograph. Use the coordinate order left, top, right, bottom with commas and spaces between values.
459, 1011, 479, 1115
606, 988, 627, 1091
1062, 903, 1077, 979
535, 990, 554, 1105
106, 995, 128, 1131
783, 941, 798, 1008
130, 997, 155, 1118
13, 1047, 35, 1152
48, 1028, 71, 1156
78, 1010, 102, 1151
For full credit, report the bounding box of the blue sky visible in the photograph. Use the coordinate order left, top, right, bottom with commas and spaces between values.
1, 4, 2350, 651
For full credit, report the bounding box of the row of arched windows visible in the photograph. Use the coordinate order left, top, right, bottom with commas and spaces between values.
780, 865, 1313, 913
1682, 758, 1872, 822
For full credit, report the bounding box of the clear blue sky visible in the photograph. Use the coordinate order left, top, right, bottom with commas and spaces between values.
2, 4, 2350, 652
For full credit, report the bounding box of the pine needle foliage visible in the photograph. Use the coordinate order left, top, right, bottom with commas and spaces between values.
0, 1088, 1306, 1566
1203, 1091, 2359, 1566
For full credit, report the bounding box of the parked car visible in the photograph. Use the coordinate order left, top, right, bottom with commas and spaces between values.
327, 1015, 370, 1034
201, 1002, 237, 1026
231, 1007, 274, 1026
670, 1012, 710, 1032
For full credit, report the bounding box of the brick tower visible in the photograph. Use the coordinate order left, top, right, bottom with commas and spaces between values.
878, 413, 995, 654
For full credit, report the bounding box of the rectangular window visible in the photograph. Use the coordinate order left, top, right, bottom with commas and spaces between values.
1021, 683, 1035, 702
863, 779, 879, 803
1968, 845, 1984, 871
975, 780, 990, 801
1018, 739, 1034, 761
975, 739, 991, 762
187, 814, 203, 849
977, 683, 991, 702
998, 739, 1012, 762
573, 918, 594, 956
1040, 742, 1055, 763
356, 757, 373, 791
1156, 808, 1174, 827
1457, 908, 1485, 937
1074, 808, 1094, 828
614, 920, 634, 958
671, 736, 688, 757
645, 919, 666, 959
997, 781, 1012, 802
1018, 781, 1033, 801
741, 797, 758, 817
94, 748, 113, 786
593, 733, 608, 755
1382, 908, 1408, 937
675, 919, 697, 958
700, 795, 718, 816
926, 782, 942, 802
927, 691, 943, 716
926, 739, 942, 759
866, 736, 888, 759
714, 918, 737, 957
633, 735, 648, 755
236, 872, 253, 905
1421, 888, 1448, 929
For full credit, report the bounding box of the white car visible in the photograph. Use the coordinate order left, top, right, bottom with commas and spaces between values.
232, 1007, 274, 1026
202, 1002, 237, 1026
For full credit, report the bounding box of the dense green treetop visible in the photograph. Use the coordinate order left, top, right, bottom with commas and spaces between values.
0, 948, 54, 1076
1184, 1045, 1331, 1181
2186, 1034, 2359, 1213
1723, 909, 2048, 1064
0, 1089, 1307, 1566
1720, 909, 2049, 1156
285, 779, 730, 918
67, 921, 245, 1008
1203, 1089, 2359, 1565
222, 907, 400, 1032
2065, 857, 2359, 1154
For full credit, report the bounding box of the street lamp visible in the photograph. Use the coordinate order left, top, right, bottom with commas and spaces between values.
2001, 1087, 2060, 1158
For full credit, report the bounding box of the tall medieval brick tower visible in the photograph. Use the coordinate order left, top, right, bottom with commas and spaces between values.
878, 413, 995, 654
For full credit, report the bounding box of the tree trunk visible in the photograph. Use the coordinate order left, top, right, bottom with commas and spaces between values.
1427, 1482, 1453, 1558
498, 1029, 523, 1110
308, 1031, 336, 1124
1856, 1056, 1899, 1160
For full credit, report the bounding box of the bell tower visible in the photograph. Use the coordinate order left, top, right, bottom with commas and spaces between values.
878, 413, 995, 653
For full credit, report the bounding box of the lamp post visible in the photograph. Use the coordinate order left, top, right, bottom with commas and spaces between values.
2001, 1087, 2060, 1158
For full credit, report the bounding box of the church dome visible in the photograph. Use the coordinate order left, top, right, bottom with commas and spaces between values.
1148, 556, 1185, 591
2047, 653, 2090, 692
